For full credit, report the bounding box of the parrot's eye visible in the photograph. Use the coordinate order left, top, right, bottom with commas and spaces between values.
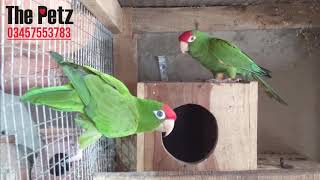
188, 36, 196, 43
153, 110, 166, 120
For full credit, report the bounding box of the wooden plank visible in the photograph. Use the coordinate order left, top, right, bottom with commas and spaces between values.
136, 134, 144, 171
126, 2, 320, 33
249, 82, 258, 169
112, 10, 139, 171
113, 40, 138, 94
94, 169, 320, 180
136, 82, 257, 171
144, 132, 156, 171
209, 82, 258, 170
136, 83, 145, 171
118, 0, 315, 7
113, 10, 138, 95
258, 153, 320, 169
81, 0, 123, 33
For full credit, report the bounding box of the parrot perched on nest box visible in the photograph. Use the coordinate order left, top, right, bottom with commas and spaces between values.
179, 30, 287, 105
21, 52, 176, 149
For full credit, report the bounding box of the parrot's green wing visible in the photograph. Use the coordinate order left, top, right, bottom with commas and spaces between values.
50, 52, 138, 137
208, 38, 287, 105
21, 84, 84, 113
50, 51, 131, 96
83, 74, 138, 138
82, 66, 138, 137
209, 38, 269, 77
83, 65, 131, 95
50, 51, 91, 105
75, 114, 102, 149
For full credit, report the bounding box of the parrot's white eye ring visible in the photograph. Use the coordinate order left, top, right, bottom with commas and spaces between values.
153, 110, 166, 120
188, 36, 196, 42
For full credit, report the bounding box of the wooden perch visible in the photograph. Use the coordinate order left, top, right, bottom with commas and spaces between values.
94, 169, 320, 180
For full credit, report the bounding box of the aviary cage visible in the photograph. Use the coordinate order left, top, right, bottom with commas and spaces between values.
0, 0, 125, 179
2, 0, 320, 180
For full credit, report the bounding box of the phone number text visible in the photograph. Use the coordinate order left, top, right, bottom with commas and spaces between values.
7, 27, 71, 40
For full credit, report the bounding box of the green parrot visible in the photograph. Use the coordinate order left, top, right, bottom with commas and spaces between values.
178, 30, 287, 105
21, 52, 176, 149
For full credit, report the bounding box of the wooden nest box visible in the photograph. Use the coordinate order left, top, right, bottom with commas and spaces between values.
137, 82, 258, 171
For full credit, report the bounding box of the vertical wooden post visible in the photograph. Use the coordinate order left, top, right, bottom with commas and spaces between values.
113, 10, 138, 95
82, 0, 138, 94
112, 9, 138, 172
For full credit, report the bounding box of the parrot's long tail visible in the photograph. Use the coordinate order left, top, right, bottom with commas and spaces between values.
21, 84, 85, 112
252, 74, 288, 105
258, 65, 272, 78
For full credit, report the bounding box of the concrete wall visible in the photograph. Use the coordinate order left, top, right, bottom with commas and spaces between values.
137, 28, 320, 160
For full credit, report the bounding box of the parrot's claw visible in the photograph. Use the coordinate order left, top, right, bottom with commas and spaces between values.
206, 79, 223, 83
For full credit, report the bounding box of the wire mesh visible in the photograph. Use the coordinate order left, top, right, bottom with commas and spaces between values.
0, 0, 115, 179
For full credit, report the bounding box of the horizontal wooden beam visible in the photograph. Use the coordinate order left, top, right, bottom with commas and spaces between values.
81, 0, 123, 33
127, 3, 320, 33
94, 169, 320, 180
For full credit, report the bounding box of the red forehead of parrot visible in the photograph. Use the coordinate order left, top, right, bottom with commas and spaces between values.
162, 104, 177, 121
179, 31, 193, 42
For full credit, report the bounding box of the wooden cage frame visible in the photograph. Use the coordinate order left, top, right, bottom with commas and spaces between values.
80, 0, 320, 179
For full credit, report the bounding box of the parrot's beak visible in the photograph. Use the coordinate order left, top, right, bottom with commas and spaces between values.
157, 104, 176, 137
157, 120, 175, 137
180, 41, 189, 54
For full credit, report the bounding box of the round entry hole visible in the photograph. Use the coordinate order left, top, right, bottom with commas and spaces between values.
162, 104, 218, 163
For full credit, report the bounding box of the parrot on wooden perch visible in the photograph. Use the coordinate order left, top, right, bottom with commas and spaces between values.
179, 30, 287, 105
21, 52, 176, 149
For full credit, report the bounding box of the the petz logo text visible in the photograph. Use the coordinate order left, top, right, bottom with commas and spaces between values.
6, 6, 73, 40
6, 6, 73, 24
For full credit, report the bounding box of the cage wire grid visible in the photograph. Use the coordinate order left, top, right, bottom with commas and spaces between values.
0, 0, 116, 179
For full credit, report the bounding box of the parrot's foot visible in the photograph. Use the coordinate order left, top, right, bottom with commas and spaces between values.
224, 78, 242, 83
206, 78, 242, 83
